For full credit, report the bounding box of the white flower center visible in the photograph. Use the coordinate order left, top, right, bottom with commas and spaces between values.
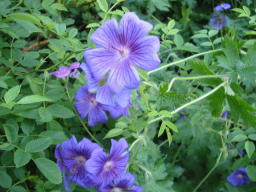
104, 160, 114, 171
111, 187, 122, 192
119, 47, 130, 58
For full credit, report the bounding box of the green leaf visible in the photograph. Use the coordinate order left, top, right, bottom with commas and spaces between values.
248, 134, 256, 141
246, 165, 256, 181
166, 128, 172, 145
0, 170, 12, 188
38, 107, 53, 122
47, 104, 75, 118
17, 95, 52, 104
231, 134, 247, 142
25, 138, 52, 153
7, 13, 41, 26
14, 149, 31, 167
97, 0, 108, 12
4, 85, 20, 103
51, 3, 67, 11
4, 123, 19, 143
34, 158, 62, 184
158, 121, 166, 137
165, 121, 178, 132
245, 141, 255, 158
104, 128, 124, 139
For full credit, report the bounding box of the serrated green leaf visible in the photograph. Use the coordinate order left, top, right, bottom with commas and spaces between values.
34, 158, 62, 184
17, 95, 52, 104
14, 149, 31, 167
245, 141, 255, 158
25, 138, 52, 153
4, 85, 20, 103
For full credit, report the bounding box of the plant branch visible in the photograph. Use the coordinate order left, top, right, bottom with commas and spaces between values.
192, 151, 223, 192
148, 49, 222, 75
22, 40, 49, 53
167, 75, 226, 92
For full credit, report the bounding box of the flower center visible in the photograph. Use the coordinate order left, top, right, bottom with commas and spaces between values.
71, 156, 86, 173
118, 47, 130, 58
111, 187, 122, 192
237, 173, 244, 179
104, 160, 114, 171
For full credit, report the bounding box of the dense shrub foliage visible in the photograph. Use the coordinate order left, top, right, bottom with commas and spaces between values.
1, 0, 256, 191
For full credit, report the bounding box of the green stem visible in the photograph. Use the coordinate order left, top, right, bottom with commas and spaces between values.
171, 81, 227, 115
148, 49, 222, 75
147, 81, 227, 124
192, 151, 223, 192
167, 75, 226, 92
102, 0, 124, 22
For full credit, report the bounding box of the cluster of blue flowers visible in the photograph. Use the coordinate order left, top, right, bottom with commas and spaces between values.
74, 12, 160, 126
210, 3, 231, 30
55, 136, 142, 191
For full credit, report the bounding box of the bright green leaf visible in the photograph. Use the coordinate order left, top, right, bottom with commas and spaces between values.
97, 0, 108, 12
25, 138, 52, 153
231, 134, 247, 142
104, 128, 124, 139
4, 85, 20, 103
245, 141, 255, 158
34, 158, 62, 184
14, 149, 31, 167
17, 95, 52, 104
247, 165, 256, 181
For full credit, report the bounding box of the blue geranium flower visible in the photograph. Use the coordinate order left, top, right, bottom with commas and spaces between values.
215, 3, 231, 11
55, 136, 100, 190
227, 168, 250, 186
99, 173, 143, 192
84, 12, 160, 93
210, 14, 227, 30
86, 138, 129, 187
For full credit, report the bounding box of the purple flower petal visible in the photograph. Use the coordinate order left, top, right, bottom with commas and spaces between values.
84, 48, 119, 81
50, 66, 71, 78
69, 62, 80, 69
90, 19, 120, 48
131, 36, 160, 71
119, 12, 152, 46
74, 85, 109, 126
107, 60, 140, 93
80, 62, 99, 92
215, 3, 231, 11
88, 106, 108, 126
96, 85, 115, 106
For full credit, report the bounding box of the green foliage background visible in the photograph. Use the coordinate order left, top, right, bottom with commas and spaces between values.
1, 0, 256, 191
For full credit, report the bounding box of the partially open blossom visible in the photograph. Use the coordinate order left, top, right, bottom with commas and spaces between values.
99, 173, 143, 192
55, 136, 100, 190
227, 168, 250, 186
210, 14, 227, 30
74, 85, 108, 126
84, 12, 160, 93
80, 62, 131, 108
50, 62, 80, 78
86, 138, 129, 186
214, 3, 231, 11
221, 110, 229, 119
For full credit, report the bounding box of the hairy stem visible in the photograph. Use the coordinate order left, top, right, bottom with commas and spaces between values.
148, 49, 222, 75
167, 75, 226, 92
192, 151, 223, 192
